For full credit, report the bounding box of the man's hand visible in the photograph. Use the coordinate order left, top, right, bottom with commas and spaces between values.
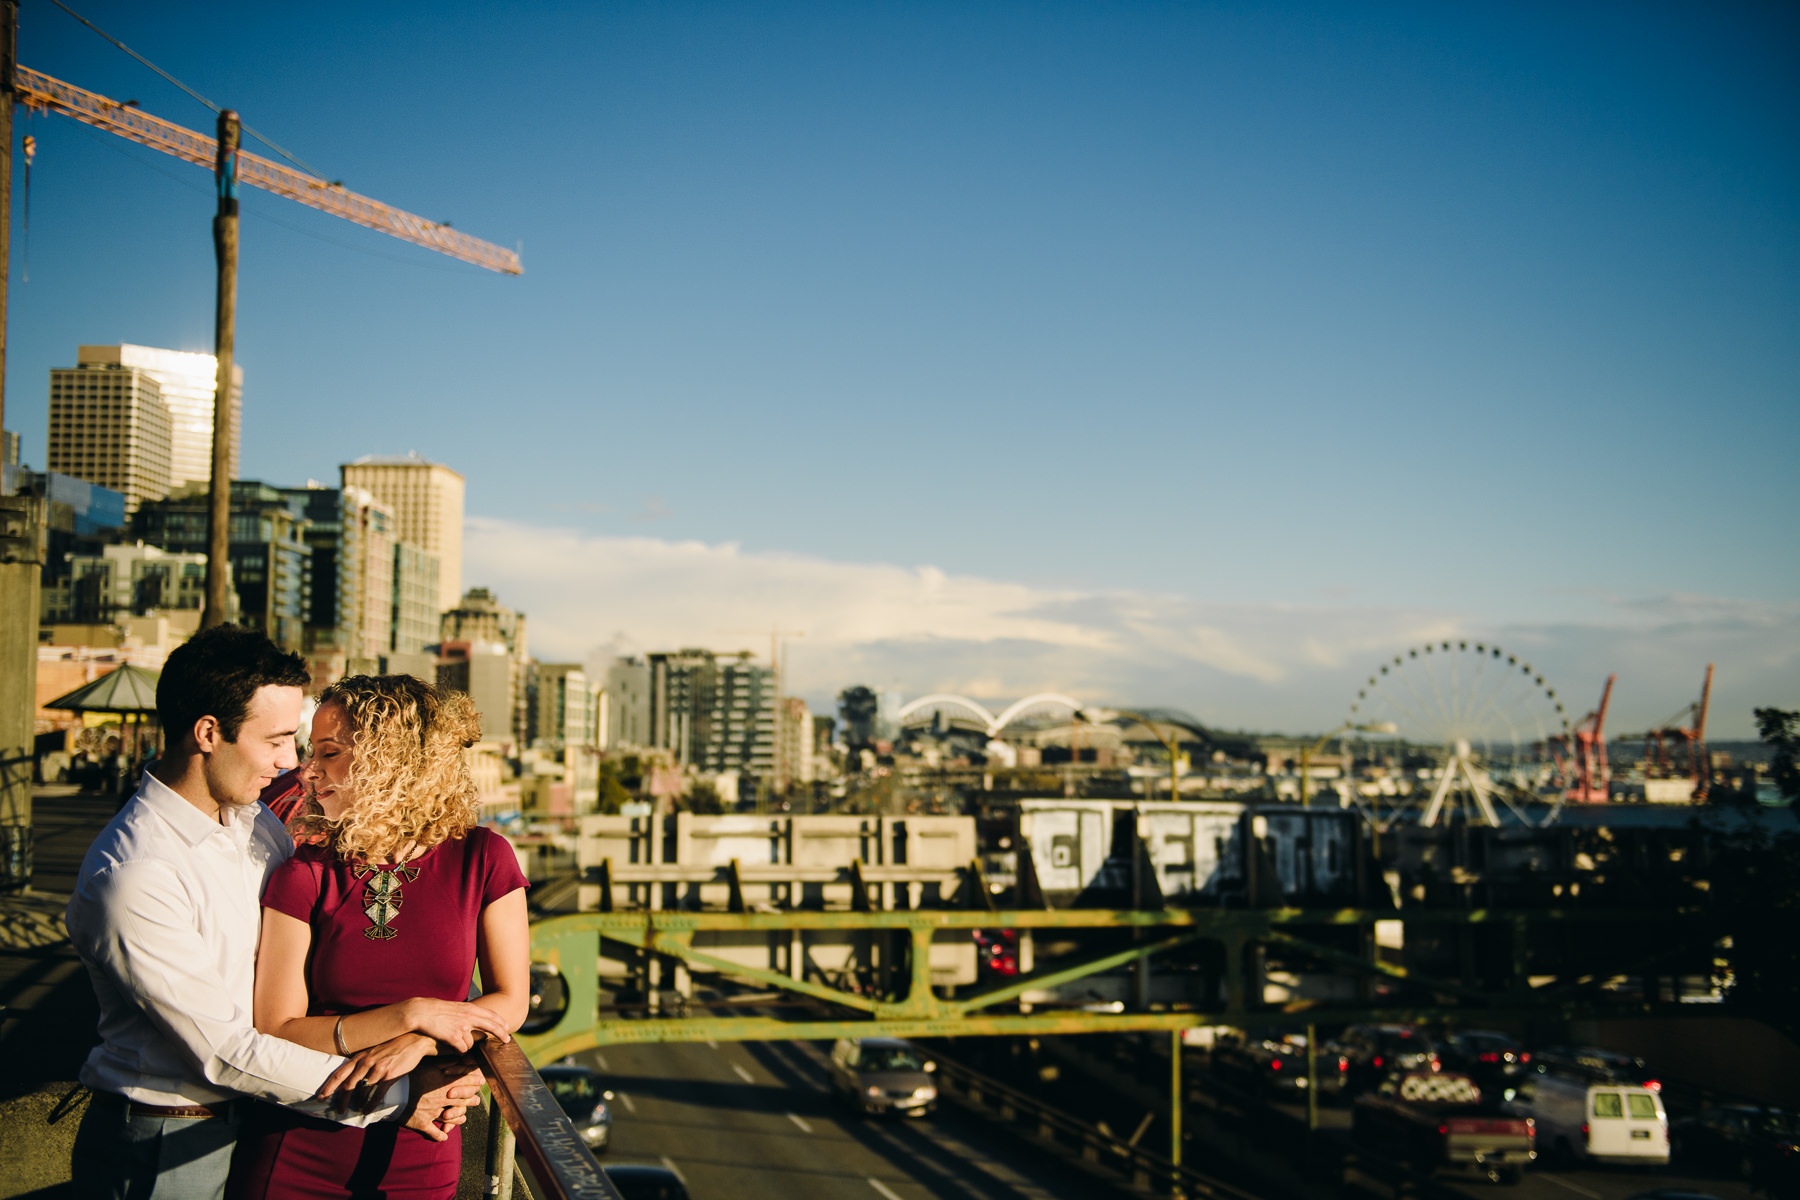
402, 1059, 485, 1142
318, 1032, 436, 1107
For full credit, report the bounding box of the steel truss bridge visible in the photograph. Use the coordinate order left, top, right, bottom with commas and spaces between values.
516, 897, 1722, 1062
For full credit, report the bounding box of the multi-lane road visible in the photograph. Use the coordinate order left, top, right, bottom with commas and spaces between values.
575, 1038, 1134, 1200
573, 1031, 1771, 1200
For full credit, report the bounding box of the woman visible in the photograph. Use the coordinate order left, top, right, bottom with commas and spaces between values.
229, 675, 531, 1200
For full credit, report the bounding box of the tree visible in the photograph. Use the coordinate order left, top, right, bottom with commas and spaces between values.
595, 758, 633, 815
1707, 708, 1800, 1043
684, 780, 724, 815
838, 686, 879, 758
1754, 707, 1800, 808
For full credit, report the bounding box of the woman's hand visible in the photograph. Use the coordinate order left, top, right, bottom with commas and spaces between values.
318, 1031, 437, 1104
400, 998, 512, 1051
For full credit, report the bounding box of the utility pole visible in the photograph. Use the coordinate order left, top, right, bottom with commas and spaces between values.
202, 109, 239, 628
0, 0, 13, 438
0, 0, 40, 889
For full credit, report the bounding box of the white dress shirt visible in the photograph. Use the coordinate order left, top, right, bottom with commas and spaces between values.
66, 772, 404, 1119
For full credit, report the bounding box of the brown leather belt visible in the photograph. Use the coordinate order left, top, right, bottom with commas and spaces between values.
95, 1091, 235, 1120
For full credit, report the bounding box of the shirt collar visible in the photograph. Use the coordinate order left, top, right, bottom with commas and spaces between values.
139, 771, 239, 848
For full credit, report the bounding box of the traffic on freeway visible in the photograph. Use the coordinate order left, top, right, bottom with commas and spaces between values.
564, 1037, 1131, 1200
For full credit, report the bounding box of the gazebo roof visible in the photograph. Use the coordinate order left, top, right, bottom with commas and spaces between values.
43, 664, 161, 715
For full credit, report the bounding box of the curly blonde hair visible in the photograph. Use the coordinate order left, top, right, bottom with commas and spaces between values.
299, 674, 484, 865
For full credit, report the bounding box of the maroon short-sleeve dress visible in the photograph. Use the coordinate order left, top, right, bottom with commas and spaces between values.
228, 826, 528, 1200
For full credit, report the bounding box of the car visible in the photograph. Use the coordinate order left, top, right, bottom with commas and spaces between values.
827, 1037, 939, 1116
1209, 1027, 1347, 1100
1532, 1044, 1661, 1091
973, 928, 1019, 975
602, 1164, 692, 1200
1670, 1104, 1799, 1181
540, 1063, 614, 1152
1331, 1024, 1440, 1095
1440, 1030, 1531, 1092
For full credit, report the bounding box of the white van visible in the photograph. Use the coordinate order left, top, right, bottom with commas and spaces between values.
1503, 1074, 1668, 1165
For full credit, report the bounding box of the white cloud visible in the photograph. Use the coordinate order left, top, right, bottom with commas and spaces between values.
464, 517, 1799, 739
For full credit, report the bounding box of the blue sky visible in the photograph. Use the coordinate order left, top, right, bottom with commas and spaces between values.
7, 1, 1795, 737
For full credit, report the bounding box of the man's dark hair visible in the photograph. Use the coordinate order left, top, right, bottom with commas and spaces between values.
157, 625, 310, 747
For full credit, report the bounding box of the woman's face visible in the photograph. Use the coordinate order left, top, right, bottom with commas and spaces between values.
301, 700, 356, 820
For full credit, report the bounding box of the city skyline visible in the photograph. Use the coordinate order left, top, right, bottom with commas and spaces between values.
3, 2, 1794, 738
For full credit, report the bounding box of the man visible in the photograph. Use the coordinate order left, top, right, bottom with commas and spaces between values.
66, 626, 483, 1199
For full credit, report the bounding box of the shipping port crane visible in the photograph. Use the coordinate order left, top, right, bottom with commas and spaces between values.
0, 7, 520, 625
1551, 674, 1615, 803
1621, 663, 1715, 803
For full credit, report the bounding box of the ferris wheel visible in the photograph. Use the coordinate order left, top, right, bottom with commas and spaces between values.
1347, 640, 1570, 827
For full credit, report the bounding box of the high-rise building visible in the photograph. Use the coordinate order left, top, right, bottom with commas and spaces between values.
278, 483, 395, 672
391, 542, 441, 655
779, 696, 814, 787
436, 640, 514, 748
531, 663, 599, 750
604, 657, 651, 750
440, 588, 528, 743
341, 454, 464, 613
47, 357, 173, 514
133, 482, 311, 650
648, 649, 776, 780
75, 345, 241, 491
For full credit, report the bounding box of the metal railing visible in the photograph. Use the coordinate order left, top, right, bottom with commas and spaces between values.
476, 1039, 624, 1200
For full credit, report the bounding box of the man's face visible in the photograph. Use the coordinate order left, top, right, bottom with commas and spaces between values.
203, 684, 304, 808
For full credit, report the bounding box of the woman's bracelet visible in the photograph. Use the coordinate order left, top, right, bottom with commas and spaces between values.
333, 1014, 350, 1056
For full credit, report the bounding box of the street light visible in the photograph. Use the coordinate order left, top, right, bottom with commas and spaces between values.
1299, 721, 1398, 808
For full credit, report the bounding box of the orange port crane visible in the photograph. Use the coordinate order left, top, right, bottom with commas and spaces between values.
1, 25, 520, 624
1553, 674, 1615, 804
1622, 663, 1716, 804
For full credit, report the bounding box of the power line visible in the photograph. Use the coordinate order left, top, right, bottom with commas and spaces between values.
46, 0, 333, 181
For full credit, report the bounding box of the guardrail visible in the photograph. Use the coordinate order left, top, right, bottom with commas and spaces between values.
476, 1039, 625, 1200
928, 1047, 1260, 1199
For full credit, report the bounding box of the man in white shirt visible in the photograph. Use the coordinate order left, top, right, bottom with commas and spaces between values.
66, 626, 483, 1199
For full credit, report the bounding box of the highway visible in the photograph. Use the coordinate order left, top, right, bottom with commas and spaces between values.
1276, 1095, 1762, 1200
573, 1038, 1133, 1200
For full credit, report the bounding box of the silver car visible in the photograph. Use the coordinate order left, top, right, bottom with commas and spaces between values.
541, 1063, 614, 1152
828, 1038, 939, 1116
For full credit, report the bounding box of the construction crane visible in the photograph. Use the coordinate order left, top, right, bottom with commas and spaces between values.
0, 14, 520, 626
1551, 674, 1615, 804
13, 66, 521, 273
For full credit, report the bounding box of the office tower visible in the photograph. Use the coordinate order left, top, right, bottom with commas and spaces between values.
47, 358, 172, 514
279, 483, 395, 669
531, 663, 599, 750
604, 657, 651, 750
649, 649, 776, 780
341, 454, 464, 613
440, 587, 528, 742
436, 640, 514, 748
73, 345, 241, 492
391, 542, 441, 654
133, 481, 311, 650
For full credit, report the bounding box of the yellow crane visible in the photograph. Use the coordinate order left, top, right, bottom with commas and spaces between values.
0, 11, 520, 624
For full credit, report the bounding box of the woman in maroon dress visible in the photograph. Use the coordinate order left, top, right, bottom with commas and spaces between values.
229, 675, 531, 1199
